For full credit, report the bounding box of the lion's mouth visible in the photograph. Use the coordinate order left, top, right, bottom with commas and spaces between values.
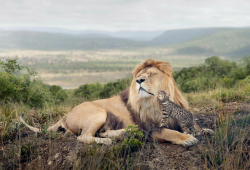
139, 87, 154, 96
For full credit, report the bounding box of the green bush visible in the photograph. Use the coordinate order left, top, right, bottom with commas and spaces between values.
74, 78, 131, 100
49, 85, 68, 104
26, 80, 52, 108
0, 72, 29, 102
74, 82, 103, 100
0, 57, 37, 103
174, 56, 250, 93
99, 78, 131, 98
0, 58, 69, 107
242, 56, 250, 75
114, 125, 144, 154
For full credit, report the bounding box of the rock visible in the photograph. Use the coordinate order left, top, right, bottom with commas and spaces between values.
54, 153, 60, 159
194, 108, 200, 112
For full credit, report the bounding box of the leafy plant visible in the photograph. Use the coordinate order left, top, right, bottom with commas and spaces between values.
174, 56, 250, 93
0, 57, 37, 104
0, 57, 37, 76
114, 125, 144, 154
74, 82, 103, 100
74, 78, 131, 100
49, 85, 68, 104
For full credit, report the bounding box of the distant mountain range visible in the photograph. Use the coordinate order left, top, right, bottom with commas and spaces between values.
170, 28, 250, 58
0, 31, 143, 50
150, 27, 236, 45
0, 27, 250, 58
0, 27, 164, 41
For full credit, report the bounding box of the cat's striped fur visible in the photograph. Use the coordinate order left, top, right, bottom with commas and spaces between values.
158, 90, 214, 136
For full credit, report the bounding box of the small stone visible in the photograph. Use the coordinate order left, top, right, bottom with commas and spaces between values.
54, 153, 60, 159
194, 108, 199, 112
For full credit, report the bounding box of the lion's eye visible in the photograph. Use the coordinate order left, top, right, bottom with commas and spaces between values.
149, 73, 156, 76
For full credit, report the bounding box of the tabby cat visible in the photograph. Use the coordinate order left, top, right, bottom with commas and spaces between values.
158, 90, 214, 136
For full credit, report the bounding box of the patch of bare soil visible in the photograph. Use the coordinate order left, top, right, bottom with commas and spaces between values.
1, 102, 249, 169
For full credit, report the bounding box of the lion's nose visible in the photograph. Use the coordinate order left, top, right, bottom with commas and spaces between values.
136, 78, 145, 84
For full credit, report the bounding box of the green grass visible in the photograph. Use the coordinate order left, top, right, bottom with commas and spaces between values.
199, 112, 250, 169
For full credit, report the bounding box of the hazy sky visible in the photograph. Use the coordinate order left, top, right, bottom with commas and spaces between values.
1, 0, 250, 31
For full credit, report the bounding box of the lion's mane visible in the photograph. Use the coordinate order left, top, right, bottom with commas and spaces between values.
127, 59, 189, 129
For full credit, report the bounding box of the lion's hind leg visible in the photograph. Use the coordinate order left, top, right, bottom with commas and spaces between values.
99, 129, 126, 138
77, 135, 112, 145
47, 116, 68, 133
151, 128, 199, 147
77, 110, 112, 145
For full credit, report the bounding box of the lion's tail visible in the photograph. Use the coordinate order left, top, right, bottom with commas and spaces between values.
20, 113, 41, 133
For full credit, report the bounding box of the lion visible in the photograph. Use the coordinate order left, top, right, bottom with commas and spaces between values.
20, 59, 198, 147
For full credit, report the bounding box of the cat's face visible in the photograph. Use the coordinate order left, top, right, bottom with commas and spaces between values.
158, 90, 170, 102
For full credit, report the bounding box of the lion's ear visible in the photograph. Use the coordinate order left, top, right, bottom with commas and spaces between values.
156, 61, 172, 76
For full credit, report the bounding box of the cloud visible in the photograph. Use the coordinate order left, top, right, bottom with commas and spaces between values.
0, 0, 250, 31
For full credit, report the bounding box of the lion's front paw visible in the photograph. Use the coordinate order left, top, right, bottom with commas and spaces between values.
173, 134, 199, 147
182, 134, 199, 147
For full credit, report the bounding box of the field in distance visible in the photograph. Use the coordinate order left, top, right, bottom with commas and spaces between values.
0, 48, 215, 89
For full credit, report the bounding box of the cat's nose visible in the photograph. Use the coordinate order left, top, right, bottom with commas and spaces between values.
136, 78, 145, 84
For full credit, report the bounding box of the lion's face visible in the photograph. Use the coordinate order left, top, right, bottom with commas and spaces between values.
135, 66, 166, 98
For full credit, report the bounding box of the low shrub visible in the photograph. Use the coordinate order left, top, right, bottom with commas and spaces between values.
174, 56, 250, 93
74, 82, 103, 100
74, 78, 131, 100
0, 58, 69, 107
113, 125, 144, 155
49, 85, 68, 104
26, 80, 52, 108
99, 78, 131, 98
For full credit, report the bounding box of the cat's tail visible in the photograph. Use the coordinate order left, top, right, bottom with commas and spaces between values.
194, 121, 214, 136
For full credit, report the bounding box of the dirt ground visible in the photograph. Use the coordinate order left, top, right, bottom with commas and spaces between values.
1, 102, 249, 170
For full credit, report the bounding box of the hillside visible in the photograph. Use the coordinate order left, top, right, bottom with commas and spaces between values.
1, 28, 250, 58
0, 27, 164, 41
149, 27, 235, 46
0, 31, 143, 50
171, 28, 250, 58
